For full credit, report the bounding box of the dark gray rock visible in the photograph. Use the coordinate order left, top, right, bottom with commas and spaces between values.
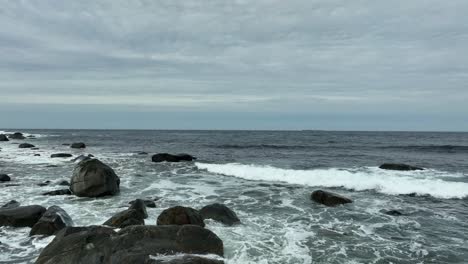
70, 159, 120, 197
379, 163, 424, 171
8, 132, 25, 140
199, 203, 240, 226
0, 134, 9, 141
19, 143, 35, 148
34, 154, 41, 156
157, 206, 205, 227
51, 153, 73, 158
43, 189, 72, 196
151, 153, 196, 163
71, 154, 93, 163
1, 200, 20, 209
0, 205, 46, 227
311, 190, 353, 207
0, 174, 11, 182
30, 206, 74, 236
129, 199, 148, 219
70, 142, 86, 149
57, 180, 70, 186
103, 209, 145, 228
129, 199, 156, 208
36, 225, 223, 264
384, 210, 403, 216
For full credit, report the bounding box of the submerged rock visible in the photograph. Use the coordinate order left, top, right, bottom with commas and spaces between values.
70, 142, 86, 149
199, 203, 240, 226
18, 143, 35, 148
0, 134, 9, 141
103, 209, 145, 228
36, 225, 223, 264
51, 153, 73, 158
37, 180, 51, 187
151, 153, 196, 163
384, 210, 403, 216
379, 163, 423, 171
311, 190, 352, 207
1, 200, 20, 209
0, 205, 46, 227
43, 189, 72, 196
0, 174, 11, 182
70, 159, 120, 197
129, 198, 156, 208
57, 180, 70, 186
157, 206, 205, 227
30, 206, 74, 236
8, 132, 25, 140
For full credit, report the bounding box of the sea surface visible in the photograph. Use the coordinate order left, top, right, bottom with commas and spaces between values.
1, 129, 468, 264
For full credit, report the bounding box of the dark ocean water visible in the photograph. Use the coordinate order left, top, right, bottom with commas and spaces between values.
1, 129, 468, 263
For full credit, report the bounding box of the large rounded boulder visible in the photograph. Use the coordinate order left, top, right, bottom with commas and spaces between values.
152, 153, 196, 163
157, 206, 205, 227
199, 203, 240, 226
30, 206, 74, 236
70, 159, 120, 197
311, 190, 352, 207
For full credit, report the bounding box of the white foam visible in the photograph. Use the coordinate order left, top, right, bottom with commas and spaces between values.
196, 163, 468, 199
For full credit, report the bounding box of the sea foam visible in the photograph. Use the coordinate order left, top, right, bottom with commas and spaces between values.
196, 163, 468, 199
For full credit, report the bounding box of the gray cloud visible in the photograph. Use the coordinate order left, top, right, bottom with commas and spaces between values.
0, 0, 467, 130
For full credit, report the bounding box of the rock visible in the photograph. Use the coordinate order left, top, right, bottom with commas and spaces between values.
30, 206, 74, 236
51, 153, 73, 158
103, 209, 145, 228
384, 210, 403, 216
0, 174, 11, 182
70, 159, 120, 197
43, 189, 72, 196
157, 206, 205, 227
311, 190, 352, 207
379, 163, 423, 171
151, 153, 196, 163
0, 205, 46, 227
199, 203, 240, 226
148, 255, 224, 264
31, 147, 40, 150
1, 200, 20, 209
36, 225, 223, 264
137, 151, 148, 155
62, 143, 70, 146
27, 135, 36, 138
128, 199, 148, 219
18, 143, 35, 148
8, 132, 25, 140
57, 180, 70, 186
70, 142, 86, 149
71, 154, 93, 163
37, 180, 51, 187
129, 199, 156, 208
34, 154, 41, 156
0, 134, 9, 141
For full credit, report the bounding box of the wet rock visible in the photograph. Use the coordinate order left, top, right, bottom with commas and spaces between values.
34, 154, 41, 156
70, 142, 86, 149
42, 189, 72, 196
8, 132, 25, 140
103, 209, 145, 228
36, 225, 223, 264
70, 159, 120, 197
128, 199, 148, 219
129, 199, 156, 208
57, 180, 70, 186
1, 200, 20, 209
379, 163, 423, 171
384, 210, 403, 216
157, 206, 205, 227
19, 143, 35, 148
137, 151, 148, 155
0, 174, 11, 182
45, 165, 59, 168
0, 205, 46, 227
0, 134, 9, 141
151, 153, 196, 163
51, 153, 73, 158
30, 206, 74, 236
311, 190, 353, 207
31, 147, 40, 150
37, 180, 51, 187
199, 203, 240, 226
71, 154, 93, 163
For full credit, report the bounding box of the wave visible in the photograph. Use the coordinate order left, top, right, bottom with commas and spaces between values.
195, 163, 468, 199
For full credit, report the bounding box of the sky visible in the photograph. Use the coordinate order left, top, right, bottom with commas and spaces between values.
0, 0, 467, 131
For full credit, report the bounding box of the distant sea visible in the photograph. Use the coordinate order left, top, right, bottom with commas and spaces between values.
1, 129, 468, 263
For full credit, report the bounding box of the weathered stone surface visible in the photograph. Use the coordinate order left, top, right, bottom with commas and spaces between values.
0, 205, 46, 227
157, 206, 205, 227
30, 206, 74, 236
311, 190, 352, 207
199, 203, 240, 226
70, 159, 120, 197
379, 163, 424, 171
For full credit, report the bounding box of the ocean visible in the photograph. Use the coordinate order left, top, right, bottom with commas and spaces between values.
1, 129, 467, 263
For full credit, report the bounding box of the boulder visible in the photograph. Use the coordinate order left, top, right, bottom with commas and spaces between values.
0, 205, 46, 227
384, 210, 403, 216
70, 142, 86, 149
34, 154, 41, 156
151, 153, 196, 163
36, 225, 223, 264
70, 159, 120, 197
129, 199, 156, 208
157, 206, 205, 227
0, 174, 11, 182
8, 132, 25, 139
311, 190, 352, 207
0, 134, 9, 141
19, 143, 35, 148
57, 180, 70, 186
129, 199, 148, 219
199, 203, 240, 226
30, 206, 74, 236
43, 189, 72, 196
51, 153, 73, 158
103, 209, 145, 228
379, 163, 423, 171
1, 200, 20, 209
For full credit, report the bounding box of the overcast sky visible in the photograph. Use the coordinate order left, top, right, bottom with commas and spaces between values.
1, 0, 467, 130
